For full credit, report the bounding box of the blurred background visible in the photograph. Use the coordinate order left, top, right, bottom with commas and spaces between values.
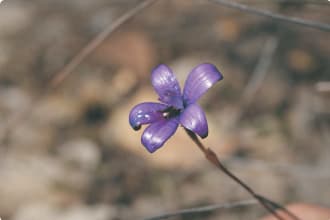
0, 0, 329, 219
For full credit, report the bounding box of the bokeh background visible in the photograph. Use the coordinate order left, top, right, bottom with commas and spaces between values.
0, 0, 329, 219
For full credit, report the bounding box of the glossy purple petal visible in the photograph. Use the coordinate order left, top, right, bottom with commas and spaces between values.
151, 64, 183, 109
141, 117, 179, 153
183, 63, 223, 105
180, 103, 208, 138
129, 102, 168, 130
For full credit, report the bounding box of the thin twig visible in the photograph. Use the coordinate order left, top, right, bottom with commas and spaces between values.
241, 37, 278, 107
232, 37, 278, 124
143, 199, 257, 220
185, 128, 301, 220
1, 0, 157, 148
209, 0, 330, 31
245, 0, 330, 5
278, 0, 330, 4
49, 0, 157, 89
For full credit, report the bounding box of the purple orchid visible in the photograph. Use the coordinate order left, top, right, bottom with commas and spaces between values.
129, 63, 223, 153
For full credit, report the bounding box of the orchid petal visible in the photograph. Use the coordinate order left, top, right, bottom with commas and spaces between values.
141, 118, 179, 153
183, 63, 223, 105
180, 104, 208, 138
129, 102, 167, 130
151, 64, 183, 109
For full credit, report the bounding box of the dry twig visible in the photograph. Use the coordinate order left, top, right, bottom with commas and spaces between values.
143, 199, 257, 220
233, 37, 279, 123
210, 0, 330, 31
1, 0, 157, 148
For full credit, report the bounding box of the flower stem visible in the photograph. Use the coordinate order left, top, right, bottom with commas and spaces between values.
185, 128, 301, 220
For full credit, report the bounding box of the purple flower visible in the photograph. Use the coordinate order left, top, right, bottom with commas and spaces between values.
129, 63, 223, 153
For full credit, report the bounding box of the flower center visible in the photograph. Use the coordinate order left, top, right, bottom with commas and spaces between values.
161, 106, 181, 119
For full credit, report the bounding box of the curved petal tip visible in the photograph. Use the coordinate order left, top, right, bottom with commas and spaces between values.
183, 63, 223, 105
129, 102, 167, 130
141, 118, 179, 153
151, 64, 183, 109
180, 104, 208, 138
